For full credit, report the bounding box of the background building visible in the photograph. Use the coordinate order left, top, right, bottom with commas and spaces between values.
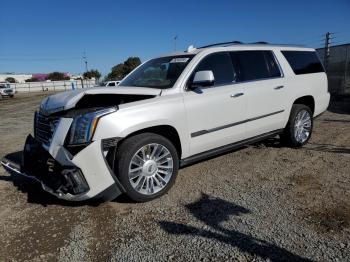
317, 43, 350, 97
0, 73, 32, 83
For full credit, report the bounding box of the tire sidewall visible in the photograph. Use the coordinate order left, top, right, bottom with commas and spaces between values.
290, 105, 313, 147
116, 133, 179, 202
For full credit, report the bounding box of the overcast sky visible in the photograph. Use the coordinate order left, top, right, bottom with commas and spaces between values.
0, 0, 349, 75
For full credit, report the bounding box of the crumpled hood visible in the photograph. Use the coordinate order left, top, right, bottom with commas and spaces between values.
40, 86, 162, 115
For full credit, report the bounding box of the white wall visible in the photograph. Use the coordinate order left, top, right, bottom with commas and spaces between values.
9, 79, 97, 92
0, 74, 32, 83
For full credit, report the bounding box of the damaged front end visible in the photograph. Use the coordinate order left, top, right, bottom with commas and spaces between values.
13, 87, 160, 201
22, 135, 90, 196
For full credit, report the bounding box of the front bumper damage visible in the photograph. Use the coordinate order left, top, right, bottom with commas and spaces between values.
1, 126, 123, 202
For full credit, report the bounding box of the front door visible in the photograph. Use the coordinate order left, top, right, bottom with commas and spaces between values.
183, 52, 247, 156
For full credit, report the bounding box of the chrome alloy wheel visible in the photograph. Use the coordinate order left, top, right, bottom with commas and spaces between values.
294, 109, 312, 143
128, 143, 174, 195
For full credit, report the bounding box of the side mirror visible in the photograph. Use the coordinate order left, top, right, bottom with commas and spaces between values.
189, 70, 215, 89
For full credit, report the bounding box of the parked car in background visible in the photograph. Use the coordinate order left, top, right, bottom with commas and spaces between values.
3, 41, 329, 203
0, 82, 15, 99
105, 81, 121, 87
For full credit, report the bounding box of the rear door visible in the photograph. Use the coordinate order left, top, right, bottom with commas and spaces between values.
230, 50, 287, 138
183, 52, 247, 156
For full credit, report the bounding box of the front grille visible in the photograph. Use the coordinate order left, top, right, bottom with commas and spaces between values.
4, 89, 12, 94
34, 112, 60, 146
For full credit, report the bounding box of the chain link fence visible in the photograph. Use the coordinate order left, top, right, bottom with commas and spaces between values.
317, 44, 350, 97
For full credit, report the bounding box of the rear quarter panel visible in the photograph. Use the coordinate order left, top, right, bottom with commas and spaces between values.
275, 48, 330, 127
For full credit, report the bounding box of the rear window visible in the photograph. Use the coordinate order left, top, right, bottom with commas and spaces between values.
281, 51, 324, 75
230, 51, 281, 82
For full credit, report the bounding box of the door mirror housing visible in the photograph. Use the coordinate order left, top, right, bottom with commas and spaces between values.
189, 70, 215, 90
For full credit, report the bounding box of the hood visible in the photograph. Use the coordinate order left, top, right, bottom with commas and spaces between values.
40, 86, 162, 115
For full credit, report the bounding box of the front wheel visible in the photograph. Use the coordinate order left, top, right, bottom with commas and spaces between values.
281, 104, 313, 148
115, 133, 179, 202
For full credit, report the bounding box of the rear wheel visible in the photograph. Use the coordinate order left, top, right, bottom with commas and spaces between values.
115, 133, 179, 202
281, 104, 313, 148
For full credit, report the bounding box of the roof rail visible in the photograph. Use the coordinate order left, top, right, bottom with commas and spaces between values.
198, 41, 243, 49
252, 41, 269, 44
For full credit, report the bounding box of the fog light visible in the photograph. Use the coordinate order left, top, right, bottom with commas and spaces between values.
62, 168, 89, 195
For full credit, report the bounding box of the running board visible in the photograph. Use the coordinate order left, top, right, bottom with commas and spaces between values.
180, 129, 283, 168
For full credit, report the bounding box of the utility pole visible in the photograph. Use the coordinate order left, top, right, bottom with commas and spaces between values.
174, 35, 178, 51
83, 51, 88, 72
324, 32, 333, 71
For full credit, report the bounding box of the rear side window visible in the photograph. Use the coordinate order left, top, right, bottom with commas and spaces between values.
230, 51, 281, 82
281, 51, 324, 75
196, 52, 235, 86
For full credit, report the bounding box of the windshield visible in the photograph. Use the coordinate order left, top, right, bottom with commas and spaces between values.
119, 55, 194, 89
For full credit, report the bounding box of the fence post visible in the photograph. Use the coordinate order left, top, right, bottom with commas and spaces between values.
28, 82, 31, 93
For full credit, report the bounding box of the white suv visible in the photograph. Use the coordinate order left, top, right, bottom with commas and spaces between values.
0, 82, 15, 99
3, 42, 330, 202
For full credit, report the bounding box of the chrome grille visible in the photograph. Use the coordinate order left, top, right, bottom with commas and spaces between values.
34, 112, 60, 146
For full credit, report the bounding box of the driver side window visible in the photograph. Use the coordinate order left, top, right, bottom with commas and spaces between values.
195, 52, 236, 86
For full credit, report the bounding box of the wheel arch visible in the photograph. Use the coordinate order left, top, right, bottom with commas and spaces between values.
121, 125, 183, 159
293, 95, 315, 114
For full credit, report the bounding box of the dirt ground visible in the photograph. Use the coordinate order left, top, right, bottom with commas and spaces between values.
0, 92, 349, 261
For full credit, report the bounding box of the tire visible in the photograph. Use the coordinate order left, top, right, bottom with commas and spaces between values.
115, 133, 179, 202
10, 95, 14, 98
281, 104, 313, 148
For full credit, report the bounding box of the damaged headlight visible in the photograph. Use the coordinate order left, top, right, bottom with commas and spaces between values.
68, 108, 116, 145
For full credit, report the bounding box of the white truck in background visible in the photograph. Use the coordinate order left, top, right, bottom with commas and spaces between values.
105, 81, 121, 87
0, 82, 15, 99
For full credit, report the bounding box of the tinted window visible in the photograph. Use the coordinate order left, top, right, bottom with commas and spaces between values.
196, 52, 235, 86
108, 82, 115, 86
231, 51, 274, 82
281, 51, 324, 75
265, 51, 282, 78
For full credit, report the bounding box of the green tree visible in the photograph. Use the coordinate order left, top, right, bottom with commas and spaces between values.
83, 69, 101, 80
106, 57, 141, 81
124, 57, 141, 73
5, 77, 17, 83
47, 72, 70, 81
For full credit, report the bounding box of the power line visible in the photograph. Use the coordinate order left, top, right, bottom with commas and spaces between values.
174, 35, 178, 51
82, 51, 88, 72
323, 32, 335, 70
0, 57, 81, 61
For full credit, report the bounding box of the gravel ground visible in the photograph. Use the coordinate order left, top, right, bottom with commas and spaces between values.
0, 92, 349, 261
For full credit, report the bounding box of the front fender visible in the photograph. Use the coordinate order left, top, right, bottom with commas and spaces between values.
92, 96, 191, 158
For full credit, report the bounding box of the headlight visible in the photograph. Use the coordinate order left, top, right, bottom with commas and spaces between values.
68, 108, 116, 145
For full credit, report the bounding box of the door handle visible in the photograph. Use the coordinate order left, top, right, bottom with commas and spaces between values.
274, 85, 284, 90
230, 92, 244, 98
